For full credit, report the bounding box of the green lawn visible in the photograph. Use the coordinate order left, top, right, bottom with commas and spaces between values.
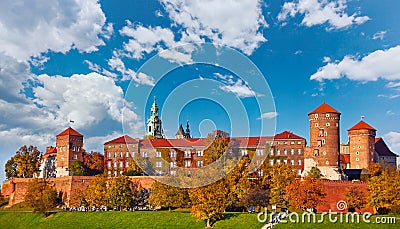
0, 211, 398, 229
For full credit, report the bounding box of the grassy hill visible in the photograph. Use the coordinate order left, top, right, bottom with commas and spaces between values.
0, 211, 398, 229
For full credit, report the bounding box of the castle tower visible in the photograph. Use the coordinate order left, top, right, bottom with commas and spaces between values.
304, 102, 341, 180
55, 127, 84, 177
185, 120, 191, 138
175, 124, 186, 139
348, 120, 376, 170
146, 97, 164, 138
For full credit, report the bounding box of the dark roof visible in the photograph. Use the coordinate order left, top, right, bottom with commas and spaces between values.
309, 102, 340, 115
375, 138, 397, 157
57, 127, 83, 137
105, 135, 137, 144
348, 121, 376, 131
175, 124, 185, 136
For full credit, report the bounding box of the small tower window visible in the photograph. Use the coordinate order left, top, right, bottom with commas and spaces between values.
326, 123, 330, 127
315, 114, 318, 118
326, 114, 330, 118
356, 151, 359, 155
315, 123, 319, 127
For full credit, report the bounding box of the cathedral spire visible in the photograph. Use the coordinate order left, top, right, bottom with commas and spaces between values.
146, 96, 164, 138
185, 120, 191, 138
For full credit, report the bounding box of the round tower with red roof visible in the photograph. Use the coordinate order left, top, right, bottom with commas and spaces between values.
348, 120, 376, 170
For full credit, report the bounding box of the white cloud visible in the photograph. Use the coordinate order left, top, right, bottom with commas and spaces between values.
386, 82, 400, 89
323, 56, 331, 63
0, 0, 108, 61
278, 0, 370, 30
259, 112, 278, 119
372, 31, 387, 40
310, 45, 400, 82
386, 110, 395, 116
383, 132, 400, 155
107, 55, 155, 85
33, 72, 140, 128
295, 50, 303, 55
219, 79, 259, 98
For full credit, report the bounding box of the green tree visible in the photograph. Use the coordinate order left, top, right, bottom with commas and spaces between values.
106, 176, 136, 209
85, 175, 108, 207
285, 177, 326, 211
148, 181, 190, 210
269, 163, 296, 207
24, 179, 58, 216
189, 180, 228, 228
344, 186, 366, 212
69, 160, 85, 176
5, 145, 41, 179
307, 167, 322, 179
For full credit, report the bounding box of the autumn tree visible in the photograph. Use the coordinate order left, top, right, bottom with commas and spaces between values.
82, 151, 104, 175
269, 163, 296, 207
148, 181, 190, 210
69, 160, 85, 176
106, 176, 136, 209
285, 177, 326, 211
85, 175, 108, 207
69, 189, 87, 207
5, 145, 41, 179
344, 186, 367, 212
203, 134, 230, 165
241, 189, 270, 211
24, 179, 59, 216
189, 179, 228, 228
368, 168, 400, 211
123, 158, 144, 176
307, 166, 322, 179
368, 162, 382, 177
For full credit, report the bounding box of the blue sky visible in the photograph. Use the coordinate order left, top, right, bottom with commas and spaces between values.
0, 0, 399, 180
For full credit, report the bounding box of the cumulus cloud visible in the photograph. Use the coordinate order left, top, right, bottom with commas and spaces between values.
0, 0, 109, 61
107, 55, 155, 85
310, 45, 400, 82
383, 132, 400, 155
278, 0, 370, 30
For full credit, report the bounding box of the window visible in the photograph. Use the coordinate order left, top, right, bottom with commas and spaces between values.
170, 161, 176, 168
156, 151, 162, 158
114, 171, 117, 177
290, 160, 295, 165
290, 149, 294, 155
74, 154, 78, 159
108, 170, 111, 177
142, 152, 148, 157
315, 123, 319, 127
298, 149, 301, 155
126, 152, 130, 157
241, 149, 248, 156
356, 165, 359, 169
298, 141, 301, 145
270, 149, 274, 155
114, 161, 117, 167
108, 152, 111, 158
61, 155, 64, 160
322, 139, 325, 145
291, 141, 294, 145
277, 150, 280, 155
170, 151, 176, 157
197, 160, 204, 167
256, 149, 263, 156
108, 145, 112, 149
326, 114, 330, 118
323, 151, 327, 155
132, 152, 135, 157
120, 161, 123, 168
356, 151, 359, 155
185, 161, 191, 168
269, 159, 274, 166
277, 159, 281, 164
126, 161, 129, 167
283, 149, 287, 155
156, 161, 162, 168
298, 169, 302, 176
108, 161, 111, 167
284, 160, 287, 164
326, 123, 330, 127
120, 152, 123, 158
315, 114, 318, 118
197, 150, 204, 156
184, 151, 191, 157
114, 152, 117, 158
319, 129, 324, 136
326, 161, 329, 165
298, 160, 302, 166
356, 158, 359, 161
258, 170, 263, 177
284, 142, 287, 145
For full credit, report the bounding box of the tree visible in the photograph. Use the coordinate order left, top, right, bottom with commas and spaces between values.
344, 186, 366, 212
368, 168, 400, 211
307, 167, 322, 179
368, 162, 382, 177
69, 160, 85, 176
285, 177, 326, 211
82, 151, 104, 175
123, 158, 143, 176
24, 179, 58, 216
85, 175, 108, 207
106, 176, 136, 209
5, 145, 41, 179
69, 189, 87, 207
241, 189, 270, 211
189, 180, 228, 228
148, 181, 190, 210
269, 163, 296, 207
203, 136, 230, 165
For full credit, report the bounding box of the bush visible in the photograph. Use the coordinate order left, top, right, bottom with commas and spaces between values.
390, 205, 400, 215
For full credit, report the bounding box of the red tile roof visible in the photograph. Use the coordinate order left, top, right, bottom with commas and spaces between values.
309, 102, 340, 115
56, 127, 83, 137
43, 147, 57, 156
141, 138, 207, 148
348, 121, 376, 131
105, 135, 137, 144
274, 131, 303, 140
340, 154, 351, 164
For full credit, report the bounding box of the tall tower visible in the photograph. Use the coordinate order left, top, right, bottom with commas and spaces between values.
55, 127, 84, 177
306, 102, 341, 180
348, 120, 376, 170
185, 120, 191, 138
146, 96, 164, 138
